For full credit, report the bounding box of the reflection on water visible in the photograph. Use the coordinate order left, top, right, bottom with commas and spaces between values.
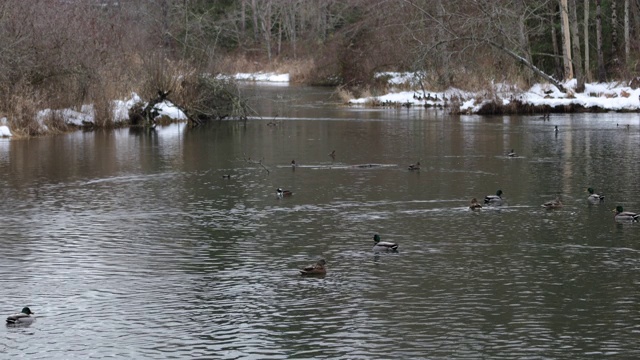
1, 86, 640, 358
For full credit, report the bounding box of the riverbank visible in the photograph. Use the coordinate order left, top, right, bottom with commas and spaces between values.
2, 72, 639, 139
348, 74, 640, 115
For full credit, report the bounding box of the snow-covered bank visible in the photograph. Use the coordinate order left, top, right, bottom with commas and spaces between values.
228, 72, 290, 83
35, 93, 187, 131
351, 72, 640, 114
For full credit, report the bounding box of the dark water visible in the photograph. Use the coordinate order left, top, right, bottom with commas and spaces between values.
1, 84, 640, 359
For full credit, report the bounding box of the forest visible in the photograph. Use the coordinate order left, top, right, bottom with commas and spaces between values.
0, 0, 637, 134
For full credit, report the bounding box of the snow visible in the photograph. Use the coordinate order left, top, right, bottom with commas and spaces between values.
231, 72, 289, 83
2, 71, 640, 138
30, 93, 188, 133
351, 73, 640, 113
0, 117, 11, 137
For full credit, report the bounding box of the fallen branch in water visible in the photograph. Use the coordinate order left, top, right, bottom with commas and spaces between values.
241, 154, 270, 175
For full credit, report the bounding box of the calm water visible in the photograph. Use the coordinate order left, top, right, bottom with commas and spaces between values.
1, 84, 640, 359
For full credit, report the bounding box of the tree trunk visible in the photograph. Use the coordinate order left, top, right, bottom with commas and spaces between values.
560, 0, 573, 79
551, 4, 563, 79
624, 0, 630, 64
251, 0, 259, 42
241, 0, 246, 38
569, 0, 584, 92
596, 0, 606, 81
486, 39, 566, 92
516, 0, 533, 84
584, 0, 590, 81
612, 0, 619, 61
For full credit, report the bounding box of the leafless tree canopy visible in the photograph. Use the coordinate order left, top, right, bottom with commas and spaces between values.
0, 0, 638, 129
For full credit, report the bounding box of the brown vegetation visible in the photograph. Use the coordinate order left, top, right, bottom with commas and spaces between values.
2, 1, 639, 136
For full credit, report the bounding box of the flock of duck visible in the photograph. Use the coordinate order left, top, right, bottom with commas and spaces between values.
469, 186, 639, 222
284, 150, 638, 277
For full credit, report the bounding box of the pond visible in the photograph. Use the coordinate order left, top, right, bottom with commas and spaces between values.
1, 83, 640, 359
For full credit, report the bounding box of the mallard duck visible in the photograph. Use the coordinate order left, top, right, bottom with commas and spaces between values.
469, 197, 482, 210
542, 196, 563, 209
587, 187, 605, 203
372, 234, 398, 252
507, 149, 516, 157
408, 161, 420, 171
614, 206, 640, 222
222, 174, 231, 179
276, 188, 293, 197
299, 259, 327, 276
291, 160, 297, 169
6, 307, 35, 324
484, 190, 503, 205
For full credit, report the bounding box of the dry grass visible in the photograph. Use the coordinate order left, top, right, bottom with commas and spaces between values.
334, 85, 354, 104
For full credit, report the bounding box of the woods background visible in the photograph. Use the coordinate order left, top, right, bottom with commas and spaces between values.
0, 0, 637, 128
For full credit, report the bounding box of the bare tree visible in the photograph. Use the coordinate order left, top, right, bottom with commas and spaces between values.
596, 0, 606, 81
560, 0, 573, 79
624, 0, 630, 64
584, 0, 590, 81
569, 0, 584, 91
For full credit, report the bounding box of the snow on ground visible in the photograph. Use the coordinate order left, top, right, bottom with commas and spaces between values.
352, 72, 640, 113
25, 93, 188, 136
0, 117, 11, 137
231, 72, 290, 82
2, 71, 638, 138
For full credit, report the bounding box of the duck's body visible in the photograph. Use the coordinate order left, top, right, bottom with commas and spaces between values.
469, 198, 482, 210
329, 150, 336, 158
484, 190, 504, 206
542, 197, 563, 209
614, 206, 640, 222
276, 188, 293, 197
587, 187, 605, 203
408, 161, 420, 171
300, 259, 327, 276
507, 149, 516, 157
222, 174, 231, 179
372, 234, 398, 252
6, 307, 34, 325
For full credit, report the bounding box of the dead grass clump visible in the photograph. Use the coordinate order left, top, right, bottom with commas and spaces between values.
334, 85, 354, 104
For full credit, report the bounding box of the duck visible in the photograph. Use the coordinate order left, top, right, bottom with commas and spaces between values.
408, 161, 420, 171
6, 307, 35, 325
484, 190, 504, 205
469, 198, 483, 210
372, 234, 398, 252
614, 205, 640, 222
542, 196, 563, 209
222, 174, 231, 179
328, 150, 336, 158
291, 160, 297, 169
276, 188, 293, 197
299, 259, 327, 276
587, 187, 605, 203
507, 149, 516, 157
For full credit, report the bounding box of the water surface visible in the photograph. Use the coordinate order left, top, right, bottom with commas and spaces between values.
1, 84, 640, 359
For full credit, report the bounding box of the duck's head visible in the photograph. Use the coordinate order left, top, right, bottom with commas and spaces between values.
470, 197, 478, 203
276, 188, 283, 193
21, 307, 33, 315
373, 234, 381, 244
316, 259, 326, 266
496, 189, 503, 197
615, 205, 624, 214
587, 187, 595, 194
